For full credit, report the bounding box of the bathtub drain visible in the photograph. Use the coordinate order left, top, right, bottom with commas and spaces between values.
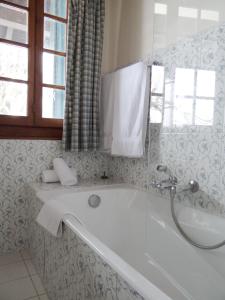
88, 194, 101, 208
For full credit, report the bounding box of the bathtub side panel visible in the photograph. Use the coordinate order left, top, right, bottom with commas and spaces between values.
28, 188, 138, 300
117, 275, 145, 300
27, 186, 45, 277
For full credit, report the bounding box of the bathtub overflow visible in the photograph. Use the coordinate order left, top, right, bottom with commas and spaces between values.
88, 194, 101, 208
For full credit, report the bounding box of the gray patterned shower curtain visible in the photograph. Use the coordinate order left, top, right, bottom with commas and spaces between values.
63, 0, 105, 151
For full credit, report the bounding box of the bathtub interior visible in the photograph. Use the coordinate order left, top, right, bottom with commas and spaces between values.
176, 205, 225, 245
44, 187, 225, 300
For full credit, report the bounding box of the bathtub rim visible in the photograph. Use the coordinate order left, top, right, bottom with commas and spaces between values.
35, 183, 134, 203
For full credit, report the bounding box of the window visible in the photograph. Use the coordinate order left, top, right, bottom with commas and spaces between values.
178, 7, 198, 19
154, 3, 167, 15
0, 0, 68, 139
201, 10, 219, 22
164, 68, 215, 127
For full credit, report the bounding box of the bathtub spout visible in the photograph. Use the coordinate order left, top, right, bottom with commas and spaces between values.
169, 185, 176, 200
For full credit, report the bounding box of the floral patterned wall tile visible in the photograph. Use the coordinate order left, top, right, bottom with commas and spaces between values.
0, 140, 108, 254
109, 23, 225, 216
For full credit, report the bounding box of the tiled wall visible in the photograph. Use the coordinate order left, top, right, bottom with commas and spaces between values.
109, 23, 225, 216
0, 140, 108, 254
1, 23, 225, 255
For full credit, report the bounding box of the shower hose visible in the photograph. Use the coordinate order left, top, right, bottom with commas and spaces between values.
169, 186, 225, 250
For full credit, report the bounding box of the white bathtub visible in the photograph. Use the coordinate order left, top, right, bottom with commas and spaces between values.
38, 185, 225, 300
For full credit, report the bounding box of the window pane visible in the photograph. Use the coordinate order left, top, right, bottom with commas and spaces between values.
42, 87, 65, 119
178, 7, 198, 19
196, 70, 216, 98
44, 0, 67, 19
6, 0, 28, 7
0, 43, 28, 80
154, 3, 167, 15
0, 81, 27, 116
150, 96, 163, 123
173, 97, 193, 126
163, 80, 174, 127
151, 65, 165, 94
44, 17, 66, 52
201, 10, 219, 22
0, 4, 28, 44
43, 52, 65, 85
175, 68, 195, 96
195, 99, 214, 126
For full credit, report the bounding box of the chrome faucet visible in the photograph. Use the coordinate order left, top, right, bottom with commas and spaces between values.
151, 165, 178, 193
152, 164, 199, 195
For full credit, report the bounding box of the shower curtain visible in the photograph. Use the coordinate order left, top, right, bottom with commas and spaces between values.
63, 0, 105, 151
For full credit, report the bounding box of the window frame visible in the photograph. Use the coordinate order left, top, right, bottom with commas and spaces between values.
0, 0, 68, 139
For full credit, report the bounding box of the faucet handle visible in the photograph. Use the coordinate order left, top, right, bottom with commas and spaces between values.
156, 165, 177, 184
156, 164, 173, 177
151, 180, 161, 189
151, 180, 157, 188
179, 180, 199, 193
156, 165, 168, 173
169, 176, 178, 185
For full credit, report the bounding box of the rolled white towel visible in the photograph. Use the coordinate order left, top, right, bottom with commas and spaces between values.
53, 158, 78, 186
41, 170, 59, 183
41, 169, 78, 183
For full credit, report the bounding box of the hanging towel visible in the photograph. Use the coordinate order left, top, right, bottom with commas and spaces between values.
36, 198, 83, 237
111, 62, 150, 157
36, 199, 66, 237
53, 158, 78, 186
100, 72, 115, 151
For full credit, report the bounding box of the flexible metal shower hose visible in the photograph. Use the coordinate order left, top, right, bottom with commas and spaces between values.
170, 186, 225, 250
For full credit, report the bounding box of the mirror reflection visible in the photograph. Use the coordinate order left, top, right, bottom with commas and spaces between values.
150, 66, 216, 127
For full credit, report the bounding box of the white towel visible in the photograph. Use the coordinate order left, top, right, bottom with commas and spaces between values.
100, 72, 115, 151
41, 168, 78, 183
36, 198, 83, 237
36, 199, 68, 237
53, 158, 78, 186
41, 170, 60, 183
111, 62, 150, 157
